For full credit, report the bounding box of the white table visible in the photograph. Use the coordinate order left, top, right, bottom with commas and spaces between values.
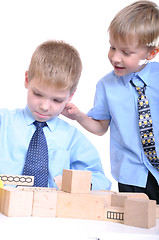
0, 213, 159, 240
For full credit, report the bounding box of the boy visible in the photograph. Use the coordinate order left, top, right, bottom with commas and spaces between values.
0, 40, 111, 190
62, 1, 159, 203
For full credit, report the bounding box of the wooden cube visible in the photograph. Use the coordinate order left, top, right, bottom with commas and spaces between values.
0, 186, 33, 217
124, 198, 156, 228
32, 188, 57, 217
156, 205, 159, 219
111, 192, 149, 207
61, 169, 92, 193
56, 190, 110, 220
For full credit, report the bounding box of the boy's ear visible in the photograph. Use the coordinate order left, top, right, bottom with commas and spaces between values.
24, 71, 29, 88
146, 48, 159, 60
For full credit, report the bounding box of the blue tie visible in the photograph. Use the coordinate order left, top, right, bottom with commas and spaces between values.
23, 121, 49, 187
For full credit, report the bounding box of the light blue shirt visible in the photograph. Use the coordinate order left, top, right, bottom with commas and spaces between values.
88, 62, 159, 187
0, 106, 111, 190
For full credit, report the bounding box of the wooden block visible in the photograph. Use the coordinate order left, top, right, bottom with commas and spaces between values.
91, 190, 114, 207
124, 198, 156, 228
111, 192, 149, 207
156, 205, 159, 219
104, 206, 124, 223
0, 174, 34, 186
0, 186, 33, 217
62, 169, 92, 193
53, 175, 62, 190
56, 190, 107, 220
32, 188, 57, 217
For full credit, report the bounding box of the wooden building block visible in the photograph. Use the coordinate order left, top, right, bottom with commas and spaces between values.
0, 186, 33, 217
156, 205, 159, 219
104, 206, 124, 223
111, 192, 149, 207
56, 190, 109, 220
32, 188, 57, 217
53, 175, 62, 190
61, 169, 92, 193
124, 198, 156, 228
0, 174, 34, 186
91, 190, 114, 207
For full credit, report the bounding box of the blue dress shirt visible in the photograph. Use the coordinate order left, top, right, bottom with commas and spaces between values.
0, 106, 111, 190
88, 62, 159, 187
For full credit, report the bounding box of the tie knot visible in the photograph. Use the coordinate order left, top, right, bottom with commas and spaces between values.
130, 80, 146, 95
135, 86, 145, 95
34, 121, 47, 129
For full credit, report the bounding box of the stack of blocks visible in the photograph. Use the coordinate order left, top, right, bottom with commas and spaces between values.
0, 169, 158, 228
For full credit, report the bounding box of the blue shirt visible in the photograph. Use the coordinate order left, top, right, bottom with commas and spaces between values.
0, 106, 111, 190
88, 62, 159, 187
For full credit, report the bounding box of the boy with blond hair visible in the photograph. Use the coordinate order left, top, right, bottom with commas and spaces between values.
62, 1, 159, 203
0, 40, 111, 190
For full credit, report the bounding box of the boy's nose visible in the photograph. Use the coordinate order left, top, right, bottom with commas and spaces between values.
112, 52, 121, 63
40, 100, 50, 111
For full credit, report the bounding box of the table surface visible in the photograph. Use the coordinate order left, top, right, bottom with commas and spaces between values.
0, 213, 159, 240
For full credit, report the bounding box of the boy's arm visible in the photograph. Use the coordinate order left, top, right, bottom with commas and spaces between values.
62, 102, 110, 136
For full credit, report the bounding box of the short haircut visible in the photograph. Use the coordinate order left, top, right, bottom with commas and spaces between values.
28, 40, 82, 94
108, 1, 159, 48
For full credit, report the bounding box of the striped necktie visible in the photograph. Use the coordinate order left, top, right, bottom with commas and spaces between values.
23, 121, 49, 186
130, 80, 159, 171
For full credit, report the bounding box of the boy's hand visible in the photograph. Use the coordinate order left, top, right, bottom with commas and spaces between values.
62, 102, 81, 120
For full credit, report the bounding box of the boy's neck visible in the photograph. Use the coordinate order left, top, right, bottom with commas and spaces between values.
136, 62, 148, 73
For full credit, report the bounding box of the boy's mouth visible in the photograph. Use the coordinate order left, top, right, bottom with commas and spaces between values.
35, 111, 50, 119
114, 65, 125, 70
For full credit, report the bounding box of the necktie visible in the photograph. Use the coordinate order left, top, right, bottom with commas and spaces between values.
130, 80, 159, 171
23, 121, 49, 187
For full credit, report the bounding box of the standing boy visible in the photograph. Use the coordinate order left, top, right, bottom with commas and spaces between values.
62, 1, 159, 203
0, 40, 111, 190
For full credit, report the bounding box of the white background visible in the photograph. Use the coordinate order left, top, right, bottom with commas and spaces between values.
0, 0, 158, 191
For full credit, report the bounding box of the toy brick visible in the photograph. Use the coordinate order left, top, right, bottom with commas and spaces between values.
156, 205, 159, 219
0, 174, 34, 186
104, 206, 124, 223
0, 186, 33, 217
111, 192, 149, 207
53, 175, 62, 190
61, 169, 92, 193
32, 188, 57, 217
124, 198, 156, 228
56, 190, 108, 220
91, 190, 114, 207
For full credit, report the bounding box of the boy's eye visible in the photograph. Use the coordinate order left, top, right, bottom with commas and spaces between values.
53, 99, 63, 103
123, 51, 130, 56
33, 91, 42, 97
110, 46, 116, 51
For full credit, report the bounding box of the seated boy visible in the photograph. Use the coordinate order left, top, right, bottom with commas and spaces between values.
0, 40, 111, 190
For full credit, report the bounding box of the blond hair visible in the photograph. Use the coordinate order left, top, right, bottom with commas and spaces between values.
28, 40, 82, 94
108, 1, 159, 48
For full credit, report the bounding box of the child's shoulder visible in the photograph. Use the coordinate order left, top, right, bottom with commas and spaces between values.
55, 117, 87, 140
56, 117, 81, 133
149, 61, 159, 72
0, 108, 23, 117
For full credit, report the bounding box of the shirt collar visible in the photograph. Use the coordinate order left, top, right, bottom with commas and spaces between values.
122, 62, 151, 86
24, 106, 57, 132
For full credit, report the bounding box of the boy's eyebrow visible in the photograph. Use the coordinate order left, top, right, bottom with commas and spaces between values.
33, 87, 68, 101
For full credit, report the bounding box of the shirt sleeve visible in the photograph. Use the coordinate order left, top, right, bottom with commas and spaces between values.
70, 130, 111, 191
87, 78, 111, 120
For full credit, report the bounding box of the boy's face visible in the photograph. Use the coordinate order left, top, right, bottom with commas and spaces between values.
25, 76, 73, 122
108, 36, 150, 76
